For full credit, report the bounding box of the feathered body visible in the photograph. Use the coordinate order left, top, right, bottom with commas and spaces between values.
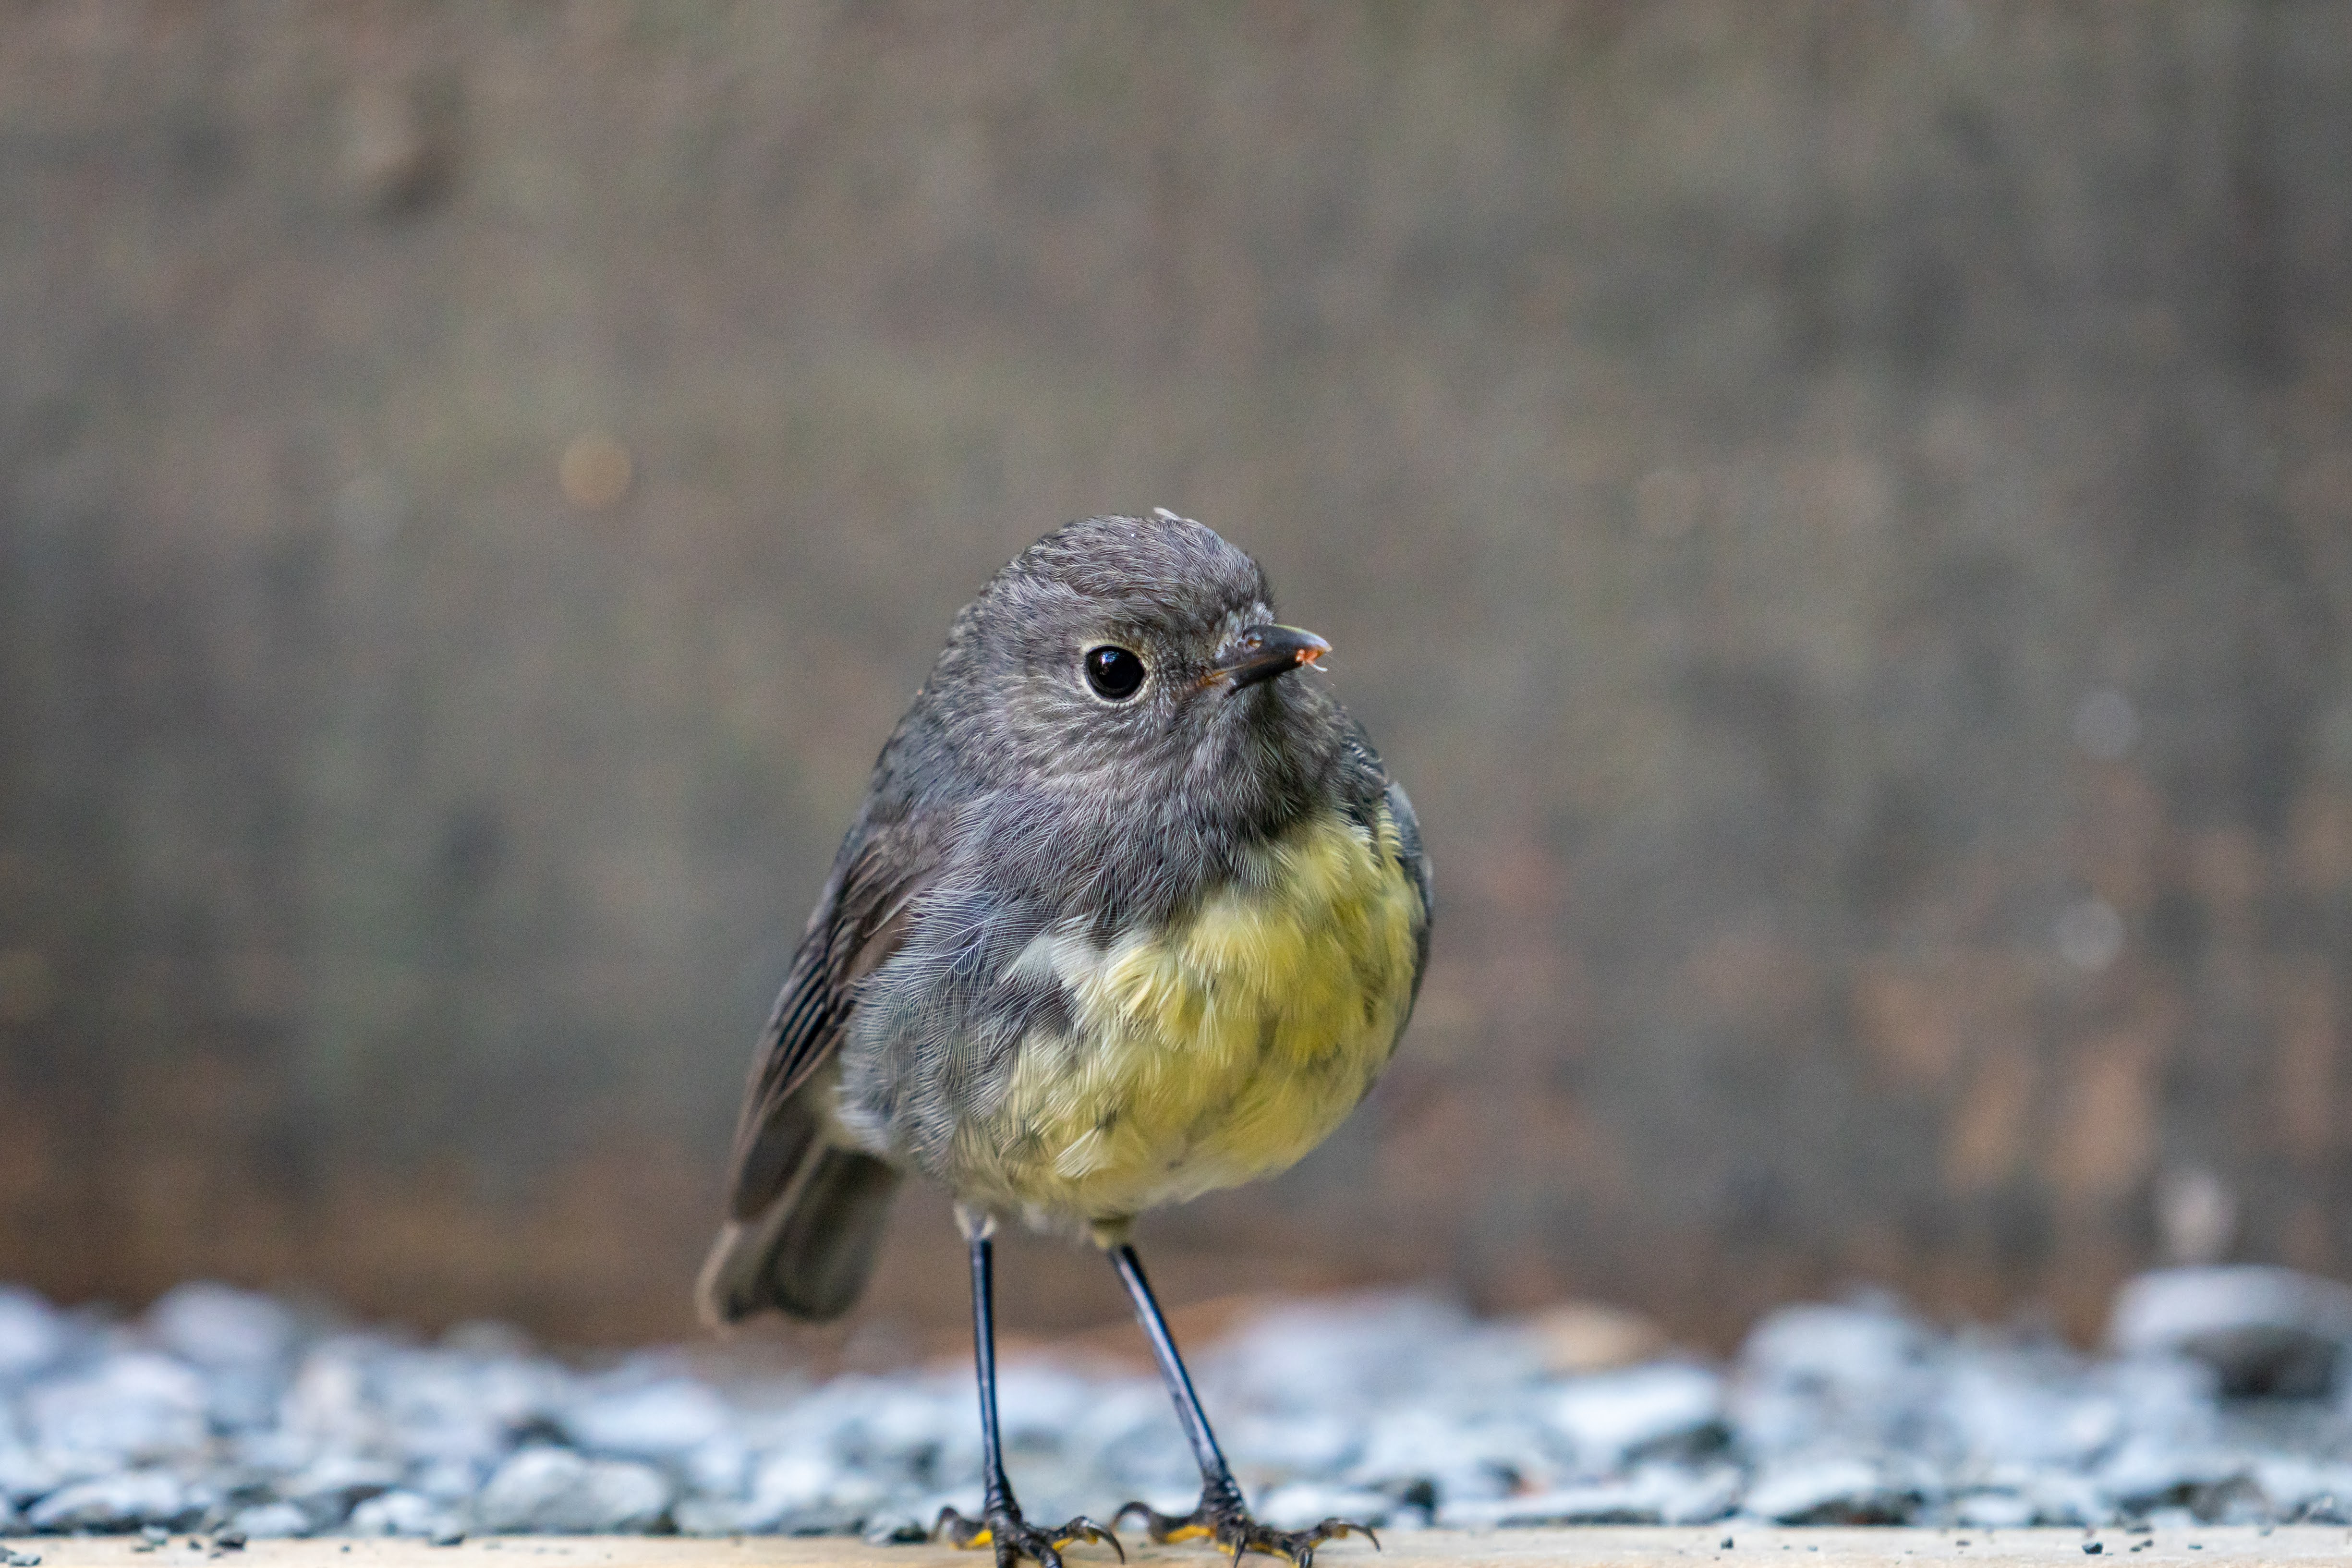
701, 514, 1430, 1325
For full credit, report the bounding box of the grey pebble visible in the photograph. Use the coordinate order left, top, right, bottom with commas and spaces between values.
24, 1354, 208, 1463
346, 1491, 459, 1539
24, 1470, 190, 1532
858, 1509, 930, 1545
472, 1447, 672, 1534
1741, 1456, 1917, 1525
1545, 1362, 1725, 1469
224, 1503, 306, 1540
0, 1290, 68, 1386
558, 1373, 728, 1461
2112, 1268, 2352, 1399
146, 1286, 295, 1374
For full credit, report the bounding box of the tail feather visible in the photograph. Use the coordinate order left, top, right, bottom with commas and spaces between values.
698, 1141, 900, 1325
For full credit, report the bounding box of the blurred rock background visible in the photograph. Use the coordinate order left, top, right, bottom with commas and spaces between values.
1, 1, 2350, 1352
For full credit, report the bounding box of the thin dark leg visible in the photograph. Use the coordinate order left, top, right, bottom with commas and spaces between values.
971, 1233, 1014, 1511
935, 1228, 1119, 1567
1109, 1242, 1376, 1565
1108, 1243, 1245, 1514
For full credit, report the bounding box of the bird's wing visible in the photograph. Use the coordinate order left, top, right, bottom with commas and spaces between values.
1337, 717, 1432, 1003
1384, 776, 1434, 1002
721, 816, 937, 1222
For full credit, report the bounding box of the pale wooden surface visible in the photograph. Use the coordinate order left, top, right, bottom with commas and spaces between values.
11, 1530, 2352, 1568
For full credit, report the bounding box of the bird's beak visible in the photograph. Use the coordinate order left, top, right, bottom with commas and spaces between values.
1215, 624, 1332, 691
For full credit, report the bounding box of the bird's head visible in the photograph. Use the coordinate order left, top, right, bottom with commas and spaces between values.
928, 511, 1345, 818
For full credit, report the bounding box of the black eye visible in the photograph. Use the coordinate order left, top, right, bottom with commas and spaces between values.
1083, 645, 1146, 701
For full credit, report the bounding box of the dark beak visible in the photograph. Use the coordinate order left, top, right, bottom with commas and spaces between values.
1216, 624, 1332, 690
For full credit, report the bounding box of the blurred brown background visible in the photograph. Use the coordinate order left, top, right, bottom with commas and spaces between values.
3, 0, 2351, 1355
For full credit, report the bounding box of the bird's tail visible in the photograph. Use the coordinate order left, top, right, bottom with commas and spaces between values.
697, 1129, 901, 1326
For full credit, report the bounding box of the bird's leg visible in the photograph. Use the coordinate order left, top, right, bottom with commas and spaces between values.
935, 1215, 1121, 1568
1108, 1243, 1377, 1566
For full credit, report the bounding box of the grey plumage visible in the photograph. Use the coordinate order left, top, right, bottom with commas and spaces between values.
701, 512, 1428, 1327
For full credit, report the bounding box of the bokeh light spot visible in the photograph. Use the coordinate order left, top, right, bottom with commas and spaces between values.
2073, 688, 2138, 761
2055, 897, 2125, 972
559, 433, 633, 510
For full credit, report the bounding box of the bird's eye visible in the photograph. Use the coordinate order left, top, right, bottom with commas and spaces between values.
1082, 645, 1146, 701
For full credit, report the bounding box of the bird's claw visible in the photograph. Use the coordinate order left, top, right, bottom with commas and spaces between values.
937, 1504, 1124, 1568
1114, 1499, 1379, 1566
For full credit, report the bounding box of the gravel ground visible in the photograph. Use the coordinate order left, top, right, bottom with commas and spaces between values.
4, 1269, 2352, 1543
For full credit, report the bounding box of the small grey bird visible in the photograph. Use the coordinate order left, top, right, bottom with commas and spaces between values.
700, 511, 1431, 1567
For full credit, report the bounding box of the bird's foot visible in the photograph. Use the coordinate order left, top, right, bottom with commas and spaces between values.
937, 1502, 1124, 1568
1115, 1492, 1378, 1567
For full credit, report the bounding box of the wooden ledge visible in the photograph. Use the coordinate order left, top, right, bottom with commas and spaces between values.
12, 1529, 2352, 1568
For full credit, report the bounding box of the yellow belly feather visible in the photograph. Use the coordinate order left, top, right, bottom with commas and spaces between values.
960, 802, 1422, 1225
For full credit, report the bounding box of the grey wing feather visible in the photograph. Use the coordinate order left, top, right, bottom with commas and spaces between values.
1384, 777, 1433, 1006
1335, 718, 1433, 1008
722, 819, 933, 1222
700, 813, 936, 1325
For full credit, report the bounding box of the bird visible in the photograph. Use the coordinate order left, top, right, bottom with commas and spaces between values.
698, 510, 1431, 1567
